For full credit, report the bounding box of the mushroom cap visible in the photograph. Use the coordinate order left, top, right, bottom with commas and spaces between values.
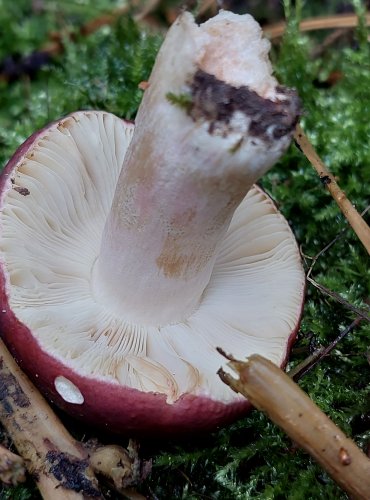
0, 111, 305, 435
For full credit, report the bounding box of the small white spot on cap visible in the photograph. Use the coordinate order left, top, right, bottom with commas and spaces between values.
54, 376, 84, 404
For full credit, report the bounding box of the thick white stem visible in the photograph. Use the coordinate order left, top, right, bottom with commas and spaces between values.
95, 11, 300, 326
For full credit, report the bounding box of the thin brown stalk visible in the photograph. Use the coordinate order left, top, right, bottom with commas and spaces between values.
264, 12, 370, 39
288, 317, 363, 381
305, 205, 370, 277
218, 352, 370, 499
310, 28, 350, 58
294, 125, 370, 254
306, 233, 346, 278
307, 276, 370, 322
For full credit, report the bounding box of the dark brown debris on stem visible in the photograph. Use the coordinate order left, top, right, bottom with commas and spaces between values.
188, 69, 301, 141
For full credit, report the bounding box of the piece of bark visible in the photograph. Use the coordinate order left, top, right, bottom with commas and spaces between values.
218, 352, 370, 500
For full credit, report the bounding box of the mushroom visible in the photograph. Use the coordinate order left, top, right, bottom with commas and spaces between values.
0, 11, 305, 435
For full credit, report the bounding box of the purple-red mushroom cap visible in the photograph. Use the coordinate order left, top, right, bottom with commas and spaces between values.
0, 11, 304, 435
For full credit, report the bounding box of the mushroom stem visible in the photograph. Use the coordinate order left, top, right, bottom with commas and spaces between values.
218, 353, 370, 499
94, 11, 300, 326
0, 339, 102, 499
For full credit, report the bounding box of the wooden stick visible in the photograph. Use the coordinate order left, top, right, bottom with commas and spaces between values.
0, 339, 102, 499
218, 352, 370, 499
0, 339, 146, 498
294, 125, 370, 254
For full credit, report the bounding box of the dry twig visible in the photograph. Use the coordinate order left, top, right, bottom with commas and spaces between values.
0, 339, 148, 499
307, 277, 370, 322
310, 28, 350, 59
294, 124, 370, 254
0, 339, 102, 499
218, 352, 370, 499
305, 205, 370, 278
264, 12, 370, 39
3, 6, 370, 84
288, 317, 363, 381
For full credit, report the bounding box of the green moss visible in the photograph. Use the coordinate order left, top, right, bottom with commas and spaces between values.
0, 10, 161, 166
0, 484, 38, 500
0, 1, 369, 499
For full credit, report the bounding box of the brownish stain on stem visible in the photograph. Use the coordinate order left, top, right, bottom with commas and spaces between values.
189, 70, 301, 141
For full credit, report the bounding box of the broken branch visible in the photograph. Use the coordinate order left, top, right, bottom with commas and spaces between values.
0, 338, 148, 498
218, 353, 370, 499
0, 338, 102, 499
